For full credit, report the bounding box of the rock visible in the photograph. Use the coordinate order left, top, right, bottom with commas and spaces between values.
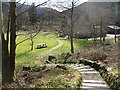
22, 66, 31, 71
48, 56, 56, 61
55, 65, 67, 70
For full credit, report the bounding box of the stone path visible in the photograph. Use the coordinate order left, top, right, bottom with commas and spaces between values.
68, 64, 111, 90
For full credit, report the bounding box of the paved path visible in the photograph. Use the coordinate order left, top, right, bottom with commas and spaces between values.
68, 64, 111, 90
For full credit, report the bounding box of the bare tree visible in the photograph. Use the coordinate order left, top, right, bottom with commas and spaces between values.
28, 3, 37, 51
97, 6, 106, 44
113, 3, 117, 43
2, 1, 16, 83
2, 0, 49, 83
55, 0, 85, 53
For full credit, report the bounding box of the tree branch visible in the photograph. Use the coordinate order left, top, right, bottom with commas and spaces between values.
16, 0, 22, 4
17, 1, 25, 11
16, 28, 42, 46
16, 0, 50, 18
16, 28, 41, 36
73, 9, 85, 24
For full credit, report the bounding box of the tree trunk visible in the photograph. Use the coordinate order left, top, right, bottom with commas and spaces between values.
30, 25, 34, 51
2, 32, 13, 83
103, 31, 106, 43
93, 24, 96, 42
100, 19, 103, 44
103, 36, 105, 42
0, 1, 1, 75
70, 2, 74, 54
9, 2, 16, 82
115, 27, 117, 43
30, 33, 33, 51
1, 1, 14, 83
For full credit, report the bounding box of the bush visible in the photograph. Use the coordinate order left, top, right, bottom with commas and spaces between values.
58, 53, 72, 60
49, 53, 78, 64
89, 52, 107, 61
47, 76, 70, 88
100, 71, 120, 89
46, 70, 82, 88
64, 57, 77, 64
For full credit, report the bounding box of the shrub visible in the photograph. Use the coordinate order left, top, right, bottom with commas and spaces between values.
100, 71, 120, 89
64, 57, 77, 64
89, 52, 107, 61
47, 76, 70, 88
58, 52, 72, 60
49, 53, 78, 64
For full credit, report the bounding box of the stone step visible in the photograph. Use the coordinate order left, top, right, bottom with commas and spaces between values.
81, 86, 111, 90
77, 68, 95, 71
82, 83, 109, 87
83, 80, 106, 84
80, 71, 99, 74
68, 64, 110, 89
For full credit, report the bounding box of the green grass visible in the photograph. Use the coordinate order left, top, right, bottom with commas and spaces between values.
16, 33, 58, 68
51, 38, 93, 56
74, 39, 93, 49
15, 33, 93, 69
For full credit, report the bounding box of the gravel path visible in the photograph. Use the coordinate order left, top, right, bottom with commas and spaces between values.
69, 64, 111, 90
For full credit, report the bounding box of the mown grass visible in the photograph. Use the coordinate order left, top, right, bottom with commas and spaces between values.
16, 33, 58, 68
15, 32, 93, 69
51, 38, 93, 56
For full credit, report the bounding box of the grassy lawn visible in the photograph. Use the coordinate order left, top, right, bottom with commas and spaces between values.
51, 38, 93, 56
16, 32, 93, 69
16, 33, 58, 68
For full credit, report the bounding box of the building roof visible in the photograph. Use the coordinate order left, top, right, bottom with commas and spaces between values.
107, 25, 120, 30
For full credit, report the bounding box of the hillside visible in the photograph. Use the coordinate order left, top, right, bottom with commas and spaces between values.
2, 2, 61, 32
2, 2, 61, 21
61, 2, 120, 38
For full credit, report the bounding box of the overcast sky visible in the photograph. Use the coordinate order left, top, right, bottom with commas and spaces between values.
16, 0, 88, 12
13, 0, 119, 11
17, 0, 88, 5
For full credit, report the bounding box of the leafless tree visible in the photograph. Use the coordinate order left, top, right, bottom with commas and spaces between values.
2, 0, 50, 83
54, 0, 85, 53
